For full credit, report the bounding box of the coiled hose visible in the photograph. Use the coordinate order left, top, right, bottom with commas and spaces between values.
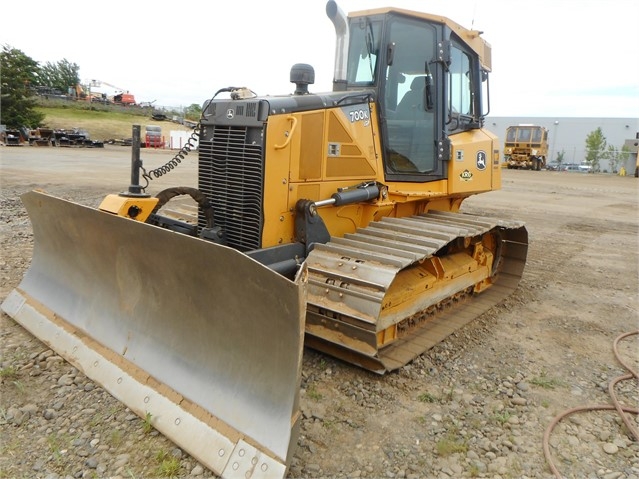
543, 330, 639, 478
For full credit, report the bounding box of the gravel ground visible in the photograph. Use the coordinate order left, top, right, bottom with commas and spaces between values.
1, 145, 638, 479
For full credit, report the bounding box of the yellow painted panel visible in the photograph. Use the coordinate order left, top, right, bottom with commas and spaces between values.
326, 157, 376, 177
328, 110, 354, 143
448, 129, 496, 194
262, 115, 296, 248
297, 183, 321, 201
98, 194, 159, 222
325, 103, 379, 180
299, 113, 324, 179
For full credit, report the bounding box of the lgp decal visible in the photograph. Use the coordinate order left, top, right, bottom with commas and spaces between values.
476, 150, 487, 171
460, 169, 473, 181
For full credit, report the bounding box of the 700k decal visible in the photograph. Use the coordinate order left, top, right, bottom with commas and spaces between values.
346, 107, 370, 126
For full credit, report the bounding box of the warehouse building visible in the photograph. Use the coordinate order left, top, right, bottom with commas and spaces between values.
485, 117, 639, 174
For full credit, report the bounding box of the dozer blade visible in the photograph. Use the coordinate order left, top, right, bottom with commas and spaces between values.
1, 191, 306, 478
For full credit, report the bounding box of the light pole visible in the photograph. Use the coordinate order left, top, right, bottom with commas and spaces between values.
551, 120, 559, 163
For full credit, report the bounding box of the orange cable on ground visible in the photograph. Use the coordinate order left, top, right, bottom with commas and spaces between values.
542, 330, 639, 479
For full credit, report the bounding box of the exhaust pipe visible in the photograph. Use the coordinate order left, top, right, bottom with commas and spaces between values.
326, 1, 348, 91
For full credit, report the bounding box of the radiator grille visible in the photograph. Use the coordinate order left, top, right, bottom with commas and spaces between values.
198, 125, 264, 251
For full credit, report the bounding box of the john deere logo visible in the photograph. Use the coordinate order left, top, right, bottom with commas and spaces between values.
476, 151, 487, 171
226, 108, 234, 119
460, 169, 473, 181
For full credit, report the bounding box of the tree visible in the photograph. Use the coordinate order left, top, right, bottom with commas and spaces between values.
555, 149, 565, 169
1, 45, 45, 128
184, 103, 202, 121
39, 58, 81, 95
584, 127, 607, 172
605, 144, 630, 174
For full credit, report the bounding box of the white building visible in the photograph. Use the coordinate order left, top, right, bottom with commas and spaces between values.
485, 117, 639, 173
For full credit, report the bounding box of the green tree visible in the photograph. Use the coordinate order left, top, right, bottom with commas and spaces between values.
184, 103, 202, 121
605, 144, 630, 174
555, 149, 565, 169
39, 58, 81, 96
584, 127, 607, 172
1, 45, 45, 128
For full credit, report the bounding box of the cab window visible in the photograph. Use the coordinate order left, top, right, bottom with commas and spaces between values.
448, 47, 472, 116
382, 17, 437, 175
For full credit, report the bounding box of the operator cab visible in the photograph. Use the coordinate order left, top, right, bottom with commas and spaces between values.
328, 1, 490, 182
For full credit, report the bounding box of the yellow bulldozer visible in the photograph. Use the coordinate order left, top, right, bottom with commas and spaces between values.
2, 2, 528, 477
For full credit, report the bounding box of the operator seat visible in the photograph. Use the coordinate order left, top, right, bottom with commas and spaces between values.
390, 74, 435, 173
397, 76, 426, 115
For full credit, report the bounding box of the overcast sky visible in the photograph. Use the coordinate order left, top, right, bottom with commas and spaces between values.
2, 0, 637, 118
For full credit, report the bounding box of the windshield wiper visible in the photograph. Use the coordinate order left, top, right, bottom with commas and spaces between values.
364, 18, 375, 79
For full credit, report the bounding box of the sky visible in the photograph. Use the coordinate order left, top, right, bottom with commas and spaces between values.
2, 0, 638, 118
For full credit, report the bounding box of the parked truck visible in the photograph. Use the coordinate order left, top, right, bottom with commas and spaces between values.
503, 124, 549, 170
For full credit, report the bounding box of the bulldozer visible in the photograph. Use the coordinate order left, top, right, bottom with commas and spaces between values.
2, 2, 528, 478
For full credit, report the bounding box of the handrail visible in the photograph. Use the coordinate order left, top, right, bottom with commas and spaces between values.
274, 116, 297, 150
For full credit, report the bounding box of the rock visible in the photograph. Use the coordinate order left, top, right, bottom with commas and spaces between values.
43, 409, 57, 420
603, 443, 619, 454
56, 375, 74, 386
191, 464, 204, 476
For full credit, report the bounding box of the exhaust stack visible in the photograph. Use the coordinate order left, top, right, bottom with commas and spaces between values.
326, 1, 348, 91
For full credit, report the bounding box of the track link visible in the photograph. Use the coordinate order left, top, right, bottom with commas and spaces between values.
304, 210, 528, 373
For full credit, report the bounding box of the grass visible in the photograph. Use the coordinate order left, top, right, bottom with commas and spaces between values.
493, 410, 512, 425
0, 367, 19, 380
435, 434, 468, 456
110, 429, 125, 448
88, 405, 120, 428
468, 464, 480, 477
322, 419, 336, 429
46, 432, 71, 463
1, 366, 27, 396
443, 385, 454, 403
142, 412, 154, 434
417, 392, 437, 403
10, 380, 26, 395
155, 450, 181, 477
415, 415, 433, 426
306, 384, 323, 401
34, 104, 193, 142
88, 412, 105, 428
530, 370, 563, 390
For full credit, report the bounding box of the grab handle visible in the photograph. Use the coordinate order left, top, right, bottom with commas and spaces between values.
274, 116, 297, 150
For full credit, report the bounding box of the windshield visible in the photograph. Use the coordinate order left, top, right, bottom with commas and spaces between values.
517, 128, 532, 142
531, 128, 543, 143
382, 16, 438, 175
346, 17, 382, 84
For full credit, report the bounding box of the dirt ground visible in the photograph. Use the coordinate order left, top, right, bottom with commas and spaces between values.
1, 144, 638, 479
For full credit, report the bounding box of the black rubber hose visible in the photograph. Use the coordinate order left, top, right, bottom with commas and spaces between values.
153, 186, 214, 228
